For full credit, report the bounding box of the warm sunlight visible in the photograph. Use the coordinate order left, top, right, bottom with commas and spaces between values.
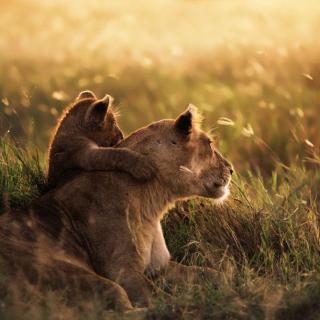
0, 1, 319, 319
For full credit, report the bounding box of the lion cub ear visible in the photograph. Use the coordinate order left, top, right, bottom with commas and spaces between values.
174, 104, 196, 137
76, 90, 97, 100
85, 94, 113, 127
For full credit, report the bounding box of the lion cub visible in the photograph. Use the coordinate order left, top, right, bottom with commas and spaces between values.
47, 90, 156, 187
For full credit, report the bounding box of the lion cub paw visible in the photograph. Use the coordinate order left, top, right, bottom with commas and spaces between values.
130, 156, 157, 181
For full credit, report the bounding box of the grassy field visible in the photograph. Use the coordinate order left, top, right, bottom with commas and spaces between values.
1, 0, 320, 319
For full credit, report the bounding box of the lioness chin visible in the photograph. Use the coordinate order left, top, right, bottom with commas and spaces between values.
0, 105, 232, 310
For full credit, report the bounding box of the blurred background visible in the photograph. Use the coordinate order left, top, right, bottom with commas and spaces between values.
0, 0, 319, 174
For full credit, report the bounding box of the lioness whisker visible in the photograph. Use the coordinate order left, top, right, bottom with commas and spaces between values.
179, 166, 194, 174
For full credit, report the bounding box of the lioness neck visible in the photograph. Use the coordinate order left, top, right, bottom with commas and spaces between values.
136, 178, 176, 222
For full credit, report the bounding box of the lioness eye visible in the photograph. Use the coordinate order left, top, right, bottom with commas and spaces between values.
171, 140, 177, 145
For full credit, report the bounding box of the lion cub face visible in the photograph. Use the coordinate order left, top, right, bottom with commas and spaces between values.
120, 105, 233, 201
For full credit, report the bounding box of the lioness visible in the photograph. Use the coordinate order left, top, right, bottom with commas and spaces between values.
0, 106, 232, 310
47, 90, 156, 187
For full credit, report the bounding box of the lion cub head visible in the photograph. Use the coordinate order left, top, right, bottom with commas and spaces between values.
73, 90, 124, 147
54, 90, 123, 148
119, 105, 233, 201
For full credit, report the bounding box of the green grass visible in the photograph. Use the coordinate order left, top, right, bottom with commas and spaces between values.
1, 0, 320, 318
0, 136, 47, 212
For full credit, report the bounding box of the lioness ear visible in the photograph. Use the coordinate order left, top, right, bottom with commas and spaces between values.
174, 104, 195, 137
76, 90, 96, 100
86, 94, 113, 126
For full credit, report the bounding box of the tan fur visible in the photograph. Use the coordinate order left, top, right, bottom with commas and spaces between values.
47, 90, 156, 187
0, 106, 233, 310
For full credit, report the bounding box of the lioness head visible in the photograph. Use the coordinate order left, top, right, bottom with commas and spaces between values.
119, 105, 233, 201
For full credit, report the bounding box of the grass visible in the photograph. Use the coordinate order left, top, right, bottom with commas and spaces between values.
0, 136, 47, 212
1, 0, 320, 318
1, 141, 319, 319
155, 167, 320, 319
